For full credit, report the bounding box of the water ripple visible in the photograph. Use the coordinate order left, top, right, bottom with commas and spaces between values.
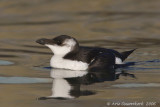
0, 77, 52, 84
0, 60, 14, 65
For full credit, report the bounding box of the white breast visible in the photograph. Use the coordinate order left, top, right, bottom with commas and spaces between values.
50, 56, 89, 70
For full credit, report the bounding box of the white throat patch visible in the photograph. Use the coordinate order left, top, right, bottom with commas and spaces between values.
46, 44, 71, 56
45, 39, 76, 56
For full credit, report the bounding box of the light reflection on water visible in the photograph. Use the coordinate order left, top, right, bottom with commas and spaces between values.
0, 77, 52, 84
112, 83, 160, 88
0, 60, 14, 65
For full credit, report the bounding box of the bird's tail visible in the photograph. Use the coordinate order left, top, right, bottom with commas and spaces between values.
120, 49, 136, 61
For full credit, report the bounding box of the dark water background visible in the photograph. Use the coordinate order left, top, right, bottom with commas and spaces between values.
0, 0, 160, 107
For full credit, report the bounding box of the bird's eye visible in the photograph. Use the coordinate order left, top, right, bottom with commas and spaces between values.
56, 41, 61, 45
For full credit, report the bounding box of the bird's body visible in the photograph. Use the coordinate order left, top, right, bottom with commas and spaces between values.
36, 35, 135, 71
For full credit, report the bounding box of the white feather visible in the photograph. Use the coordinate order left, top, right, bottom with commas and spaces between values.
50, 56, 88, 70
45, 38, 76, 56
115, 57, 123, 64
64, 38, 76, 47
45, 44, 71, 56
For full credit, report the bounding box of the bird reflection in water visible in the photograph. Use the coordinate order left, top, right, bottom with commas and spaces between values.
38, 68, 135, 100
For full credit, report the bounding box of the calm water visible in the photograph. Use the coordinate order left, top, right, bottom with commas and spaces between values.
0, 0, 160, 107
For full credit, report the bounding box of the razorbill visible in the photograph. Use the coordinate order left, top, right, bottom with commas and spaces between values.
36, 35, 135, 71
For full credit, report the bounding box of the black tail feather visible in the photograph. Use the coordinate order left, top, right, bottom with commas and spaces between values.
121, 49, 136, 61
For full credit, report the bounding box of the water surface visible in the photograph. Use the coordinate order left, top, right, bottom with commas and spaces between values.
0, 0, 160, 107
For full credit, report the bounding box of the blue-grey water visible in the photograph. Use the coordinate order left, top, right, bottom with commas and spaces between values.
0, 0, 160, 107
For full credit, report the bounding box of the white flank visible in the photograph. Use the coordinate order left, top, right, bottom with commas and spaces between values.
115, 57, 123, 64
